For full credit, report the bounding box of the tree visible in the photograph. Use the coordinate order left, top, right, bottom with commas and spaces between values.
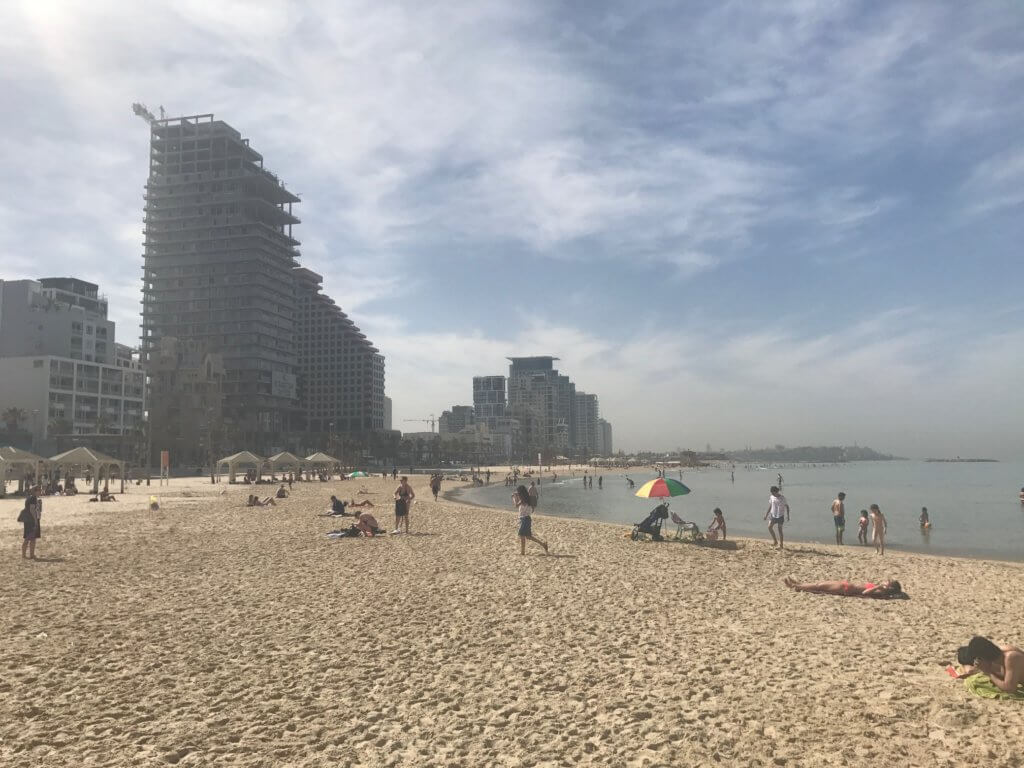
2, 407, 26, 433
95, 412, 112, 436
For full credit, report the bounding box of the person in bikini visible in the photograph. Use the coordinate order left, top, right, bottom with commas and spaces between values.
857, 510, 869, 545
393, 476, 414, 534
783, 576, 906, 599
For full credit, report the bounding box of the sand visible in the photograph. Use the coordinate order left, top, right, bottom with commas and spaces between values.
1, 474, 1022, 767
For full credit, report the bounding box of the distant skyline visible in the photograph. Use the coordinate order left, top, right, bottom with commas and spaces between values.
1, 1, 1022, 458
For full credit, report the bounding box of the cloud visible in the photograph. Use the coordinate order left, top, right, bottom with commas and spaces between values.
962, 146, 1024, 217
0, 0, 1021, 458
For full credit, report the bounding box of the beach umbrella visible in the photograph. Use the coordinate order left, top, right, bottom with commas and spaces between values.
634, 477, 691, 498
347, 471, 370, 478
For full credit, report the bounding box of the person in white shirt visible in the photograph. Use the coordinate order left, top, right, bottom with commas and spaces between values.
764, 486, 790, 549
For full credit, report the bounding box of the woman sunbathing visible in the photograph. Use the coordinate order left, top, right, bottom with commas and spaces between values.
783, 576, 907, 599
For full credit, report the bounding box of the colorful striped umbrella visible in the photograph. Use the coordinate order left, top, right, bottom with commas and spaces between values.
634, 477, 691, 498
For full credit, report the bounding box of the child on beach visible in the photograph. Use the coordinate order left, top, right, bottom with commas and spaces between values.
707, 508, 726, 540
869, 504, 887, 555
18, 496, 41, 559
857, 510, 869, 545
513, 484, 548, 555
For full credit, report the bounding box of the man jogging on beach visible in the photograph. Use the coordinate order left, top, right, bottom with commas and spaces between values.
765, 486, 790, 549
832, 492, 846, 545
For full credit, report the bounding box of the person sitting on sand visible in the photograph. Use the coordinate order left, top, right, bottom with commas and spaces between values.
276, 484, 288, 499
246, 494, 275, 507
955, 637, 1024, 693
857, 510, 869, 545
99, 489, 117, 502
870, 504, 887, 555
707, 508, 726, 540
329, 495, 348, 516
783, 576, 907, 599
355, 511, 383, 537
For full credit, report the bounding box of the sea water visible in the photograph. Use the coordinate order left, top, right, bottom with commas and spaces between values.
452, 461, 1024, 561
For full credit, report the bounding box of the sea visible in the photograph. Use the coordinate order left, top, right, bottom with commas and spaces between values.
452, 461, 1024, 562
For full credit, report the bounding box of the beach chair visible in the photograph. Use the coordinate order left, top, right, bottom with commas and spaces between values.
670, 511, 702, 541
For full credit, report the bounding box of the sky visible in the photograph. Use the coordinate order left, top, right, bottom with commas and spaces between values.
1, 0, 1022, 458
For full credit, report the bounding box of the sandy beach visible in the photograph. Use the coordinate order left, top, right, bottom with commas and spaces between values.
1, 474, 1022, 767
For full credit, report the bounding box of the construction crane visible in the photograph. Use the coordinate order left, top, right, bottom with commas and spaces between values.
403, 415, 437, 433
132, 103, 167, 125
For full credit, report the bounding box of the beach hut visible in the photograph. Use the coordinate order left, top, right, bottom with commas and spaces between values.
48, 446, 124, 494
216, 451, 265, 484
266, 451, 304, 477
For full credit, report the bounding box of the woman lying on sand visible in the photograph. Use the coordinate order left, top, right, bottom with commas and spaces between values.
783, 576, 907, 599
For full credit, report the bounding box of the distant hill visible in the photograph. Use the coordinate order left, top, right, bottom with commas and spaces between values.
728, 445, 900, 463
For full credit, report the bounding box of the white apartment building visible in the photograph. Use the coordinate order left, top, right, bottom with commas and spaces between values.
0, 278, 145, 450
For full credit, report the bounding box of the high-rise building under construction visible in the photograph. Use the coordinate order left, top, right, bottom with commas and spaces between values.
140, 112, 383, 461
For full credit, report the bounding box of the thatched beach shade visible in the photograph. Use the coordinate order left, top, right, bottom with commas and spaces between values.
216, 451, 265, 484
49, 446, 124, 494
266, 451, 304, 475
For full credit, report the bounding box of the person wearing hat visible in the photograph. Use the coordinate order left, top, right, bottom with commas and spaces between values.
955, 637, 1024, 693
831, 492, 846, 545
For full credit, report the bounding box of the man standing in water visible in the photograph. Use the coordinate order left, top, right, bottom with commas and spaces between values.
831, 492, 846, 545
764, 486, 790, 549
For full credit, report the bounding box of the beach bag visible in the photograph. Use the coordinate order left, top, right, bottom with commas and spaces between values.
17, 508, 27, 523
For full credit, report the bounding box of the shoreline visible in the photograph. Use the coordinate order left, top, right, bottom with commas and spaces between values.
445, 483, 1024, 566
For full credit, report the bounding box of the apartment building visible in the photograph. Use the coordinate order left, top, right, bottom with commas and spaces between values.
294, 268, 385, 435
0, 278, 145, 453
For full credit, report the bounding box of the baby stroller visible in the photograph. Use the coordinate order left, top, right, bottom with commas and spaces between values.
632, 504, 670, 541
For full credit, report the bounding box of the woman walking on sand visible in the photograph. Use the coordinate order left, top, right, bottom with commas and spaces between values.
18, 495, 41, 559
870, 504, 887, 555
513, 484, 548, 555
393, 476, 415, 534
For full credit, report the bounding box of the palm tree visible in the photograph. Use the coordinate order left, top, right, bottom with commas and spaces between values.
2, 406, 26, 433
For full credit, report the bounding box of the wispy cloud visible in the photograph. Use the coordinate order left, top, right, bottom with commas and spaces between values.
0, 0, 1021, 456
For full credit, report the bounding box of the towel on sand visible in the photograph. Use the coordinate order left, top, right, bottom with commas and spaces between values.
963, 674, 1024, 700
